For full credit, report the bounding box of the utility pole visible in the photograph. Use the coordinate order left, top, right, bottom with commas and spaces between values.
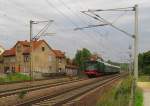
30, 20, 32, 80
132, 4, 139, 106
29, 20, 54, 80
76, 5, 139, 106
134, 4, 139, 81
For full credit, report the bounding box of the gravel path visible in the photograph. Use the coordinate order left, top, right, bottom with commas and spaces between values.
138, 82, 150, 106
143, 90, 150, 106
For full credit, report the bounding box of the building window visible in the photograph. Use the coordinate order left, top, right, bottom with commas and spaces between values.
58, 68, 62, 72
42, 46, 45, 51
24, 55, 29, 62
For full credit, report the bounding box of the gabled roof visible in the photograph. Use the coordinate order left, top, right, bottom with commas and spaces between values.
14, 40, 50, 50
3, 48, 16, 57
52, 49, 65, 58
14, 40, 52, 54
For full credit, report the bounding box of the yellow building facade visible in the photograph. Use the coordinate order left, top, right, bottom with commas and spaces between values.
2, 40, 66, 77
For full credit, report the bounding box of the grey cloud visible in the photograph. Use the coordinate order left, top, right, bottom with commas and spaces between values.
0, 0, 149, 62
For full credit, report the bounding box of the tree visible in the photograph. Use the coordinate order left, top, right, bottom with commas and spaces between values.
138, 51, 150, 74
138, 53, 144, 72
74, 48, 91, 71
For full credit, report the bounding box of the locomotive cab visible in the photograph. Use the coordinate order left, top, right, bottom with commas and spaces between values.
84, 60, 105, 77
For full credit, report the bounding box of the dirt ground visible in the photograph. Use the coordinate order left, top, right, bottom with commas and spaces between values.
138, 82, 150, 106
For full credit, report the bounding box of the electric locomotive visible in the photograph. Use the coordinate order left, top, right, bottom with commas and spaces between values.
84, 60, 120, 78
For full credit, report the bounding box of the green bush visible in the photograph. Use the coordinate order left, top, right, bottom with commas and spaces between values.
143, 65, 150, 74
18, 91, 27, 99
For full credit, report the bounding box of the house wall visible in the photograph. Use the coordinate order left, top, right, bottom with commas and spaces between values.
49, 51, 57, 73
0, 56, 3, 73
0, 63, 3, 73
65, 68, 78, 76
3, 56, 16, 73
56, 58, 66, 72
2, 40, 67, 76
15, 43, 25, 72
32, 42, 51, 73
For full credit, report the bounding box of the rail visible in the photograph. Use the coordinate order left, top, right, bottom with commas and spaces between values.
15, 74, 122, 106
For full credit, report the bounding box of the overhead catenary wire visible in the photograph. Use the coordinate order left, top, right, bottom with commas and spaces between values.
82, 11, 133, 38
73, 1, 124, 56
58, 0, 106, 37
45, 0, 90, 37
77, 3, 133, 60
45, 0, 107, 49
45, 0, 79, 28
58, 0, 90, 27
56, 0, 104, 39
75, 4, 125, 56
112, 11, 128, 24
76, 1, 111, 35
74, 0, 124, 56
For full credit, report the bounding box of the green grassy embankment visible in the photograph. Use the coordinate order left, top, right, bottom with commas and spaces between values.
97, 75, 144, 106
97, 76, 132, 106
0, 73, 31, 83
135, 87, 143, 106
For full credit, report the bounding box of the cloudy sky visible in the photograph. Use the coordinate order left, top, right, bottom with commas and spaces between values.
0, 0, 149, 62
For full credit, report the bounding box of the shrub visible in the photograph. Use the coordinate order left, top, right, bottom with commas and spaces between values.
18, 91, 27, 99
0, 73, 31, 83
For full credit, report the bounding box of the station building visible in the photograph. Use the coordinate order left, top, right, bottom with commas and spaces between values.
2, 40, 67, 77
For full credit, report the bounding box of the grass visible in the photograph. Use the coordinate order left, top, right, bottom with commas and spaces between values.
0, 73, 31, 83
97, 76, 132, 106
138, 75, 150, 82
135, 87, 143, 106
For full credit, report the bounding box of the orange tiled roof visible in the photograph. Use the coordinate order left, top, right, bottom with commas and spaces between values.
32, 40, 44, 49
16, 40, 44, 50
52, 49, 65, 58
15, 40, 46, 54
18, 40, 30, 47
3, 48, 16, 57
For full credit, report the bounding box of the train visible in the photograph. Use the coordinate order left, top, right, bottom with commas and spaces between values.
84, 60, 120, 78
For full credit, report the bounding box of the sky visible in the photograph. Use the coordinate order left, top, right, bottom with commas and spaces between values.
0, 0, 149, 62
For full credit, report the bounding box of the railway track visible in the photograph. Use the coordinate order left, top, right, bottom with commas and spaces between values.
0, 78, 86, 98
0, 77, 74, 93
15, 74, 121, 106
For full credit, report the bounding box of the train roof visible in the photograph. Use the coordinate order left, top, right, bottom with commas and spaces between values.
85, 60, 120, 69
97, 60, 120, 68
